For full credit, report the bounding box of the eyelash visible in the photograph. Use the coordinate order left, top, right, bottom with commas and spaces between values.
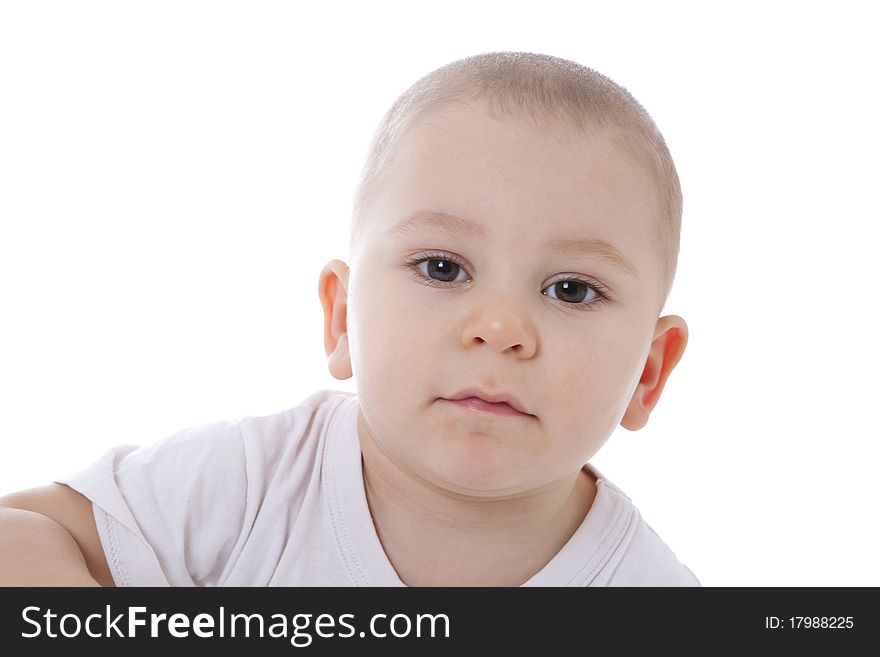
404, 250, 613, 311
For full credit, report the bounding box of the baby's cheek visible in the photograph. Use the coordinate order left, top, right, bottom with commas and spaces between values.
554, 366, 628, 447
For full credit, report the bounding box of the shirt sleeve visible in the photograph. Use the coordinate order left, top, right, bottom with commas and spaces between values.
54, 419, 247, 587
604, 515, 702, 587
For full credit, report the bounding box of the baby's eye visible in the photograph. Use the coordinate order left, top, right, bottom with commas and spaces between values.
411, 255, 471, 284
542, 280, 601, 305
406, 252, 611, 311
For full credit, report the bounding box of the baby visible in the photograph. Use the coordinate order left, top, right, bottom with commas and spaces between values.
0, 51, 697, 587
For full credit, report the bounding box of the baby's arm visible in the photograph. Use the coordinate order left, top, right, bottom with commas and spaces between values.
0, 484, 114, 586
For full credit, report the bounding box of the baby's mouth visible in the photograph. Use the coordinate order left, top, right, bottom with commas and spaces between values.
440, 396, 535, 419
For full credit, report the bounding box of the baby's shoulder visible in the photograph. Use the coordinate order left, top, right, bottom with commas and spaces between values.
607, 509, 700, 586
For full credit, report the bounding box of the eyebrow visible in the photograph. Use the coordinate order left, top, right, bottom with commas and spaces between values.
386, 210, 639, 278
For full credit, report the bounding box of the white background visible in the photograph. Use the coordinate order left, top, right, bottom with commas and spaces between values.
1, 1, 877, 587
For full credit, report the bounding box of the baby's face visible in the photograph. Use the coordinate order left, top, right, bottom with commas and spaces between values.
342, 101, 666, 495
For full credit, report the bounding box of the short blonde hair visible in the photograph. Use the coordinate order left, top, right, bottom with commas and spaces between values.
349, 51, 682, 312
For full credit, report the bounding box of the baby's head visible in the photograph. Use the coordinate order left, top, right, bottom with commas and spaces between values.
319, 52, 688, 495
351, 51, 682, 311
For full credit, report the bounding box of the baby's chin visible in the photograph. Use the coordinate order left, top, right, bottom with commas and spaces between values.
360, 399, 552, 496
403, 432, 542, 499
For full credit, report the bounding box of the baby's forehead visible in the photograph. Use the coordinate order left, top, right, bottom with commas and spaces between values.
400, 105, 647, 183
388, 121, 655, 213
407, 100, 615, 146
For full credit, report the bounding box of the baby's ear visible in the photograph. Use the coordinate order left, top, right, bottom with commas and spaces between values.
318, 260, 352, 380
620, 315, 688, 431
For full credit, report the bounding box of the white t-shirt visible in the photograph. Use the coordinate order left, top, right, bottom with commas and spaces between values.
55, 389, 700, 587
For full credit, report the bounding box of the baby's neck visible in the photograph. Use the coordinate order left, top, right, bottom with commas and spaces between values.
358, 430, 596, 587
